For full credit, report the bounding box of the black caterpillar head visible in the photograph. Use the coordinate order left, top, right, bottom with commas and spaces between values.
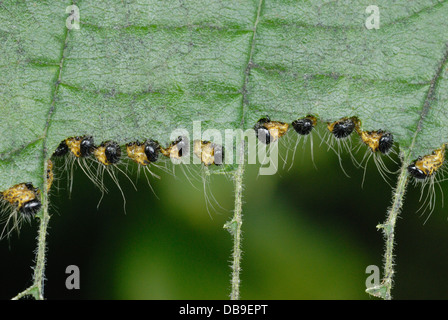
80, 136, 95, 157
407, 159, 426, 180
144, 140, 160, 163
104, 141, 121, 164
20, 199, 41, 217
254, 117, 272, 144
53, 141, 69, 157
378, 132, 394, 154
331, 118, 356, 139
292, 116, 316, 136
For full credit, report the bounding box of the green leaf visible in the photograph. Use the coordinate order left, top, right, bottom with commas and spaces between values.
1, 1, 448, 191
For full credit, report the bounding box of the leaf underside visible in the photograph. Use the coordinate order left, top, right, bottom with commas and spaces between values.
1, 0, 448, 192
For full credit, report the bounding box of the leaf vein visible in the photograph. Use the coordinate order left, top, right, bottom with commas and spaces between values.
240, 0, 263, 128
42, 4, 72, 159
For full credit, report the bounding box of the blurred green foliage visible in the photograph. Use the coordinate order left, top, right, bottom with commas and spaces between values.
2, 130, 448, 299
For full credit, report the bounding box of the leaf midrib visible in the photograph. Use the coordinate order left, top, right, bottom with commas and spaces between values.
240, 0, 263, 128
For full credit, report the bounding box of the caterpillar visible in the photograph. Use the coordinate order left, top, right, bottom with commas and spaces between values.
93, 141, 121, 166
321, 117, 360, 177
356, 129, 397, 186
287, 115, 318, 170
52, 136, 102, 193
0, 183, 41, 239
408, 146, 445, 180
407, 145, 447, 222
193, 140, 224, 166
254, 117, 289, 145
126, 140, 160, 166
160, 136, 189, 160
327, 117, 358, 139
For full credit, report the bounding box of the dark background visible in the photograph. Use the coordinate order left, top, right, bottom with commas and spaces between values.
1, 129, 448, 300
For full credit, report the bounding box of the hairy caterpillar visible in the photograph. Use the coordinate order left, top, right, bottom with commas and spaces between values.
254, 117, 289, 145
0, 183, 41, 239
286, 115, 318, 170
321, 117, 360, 177
356, 129, 397, 186
407, 145, 447, 221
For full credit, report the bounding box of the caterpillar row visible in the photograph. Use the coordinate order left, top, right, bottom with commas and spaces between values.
53, 135, 223, 167
253, 115, 394, 155
0, 115, 445, 223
